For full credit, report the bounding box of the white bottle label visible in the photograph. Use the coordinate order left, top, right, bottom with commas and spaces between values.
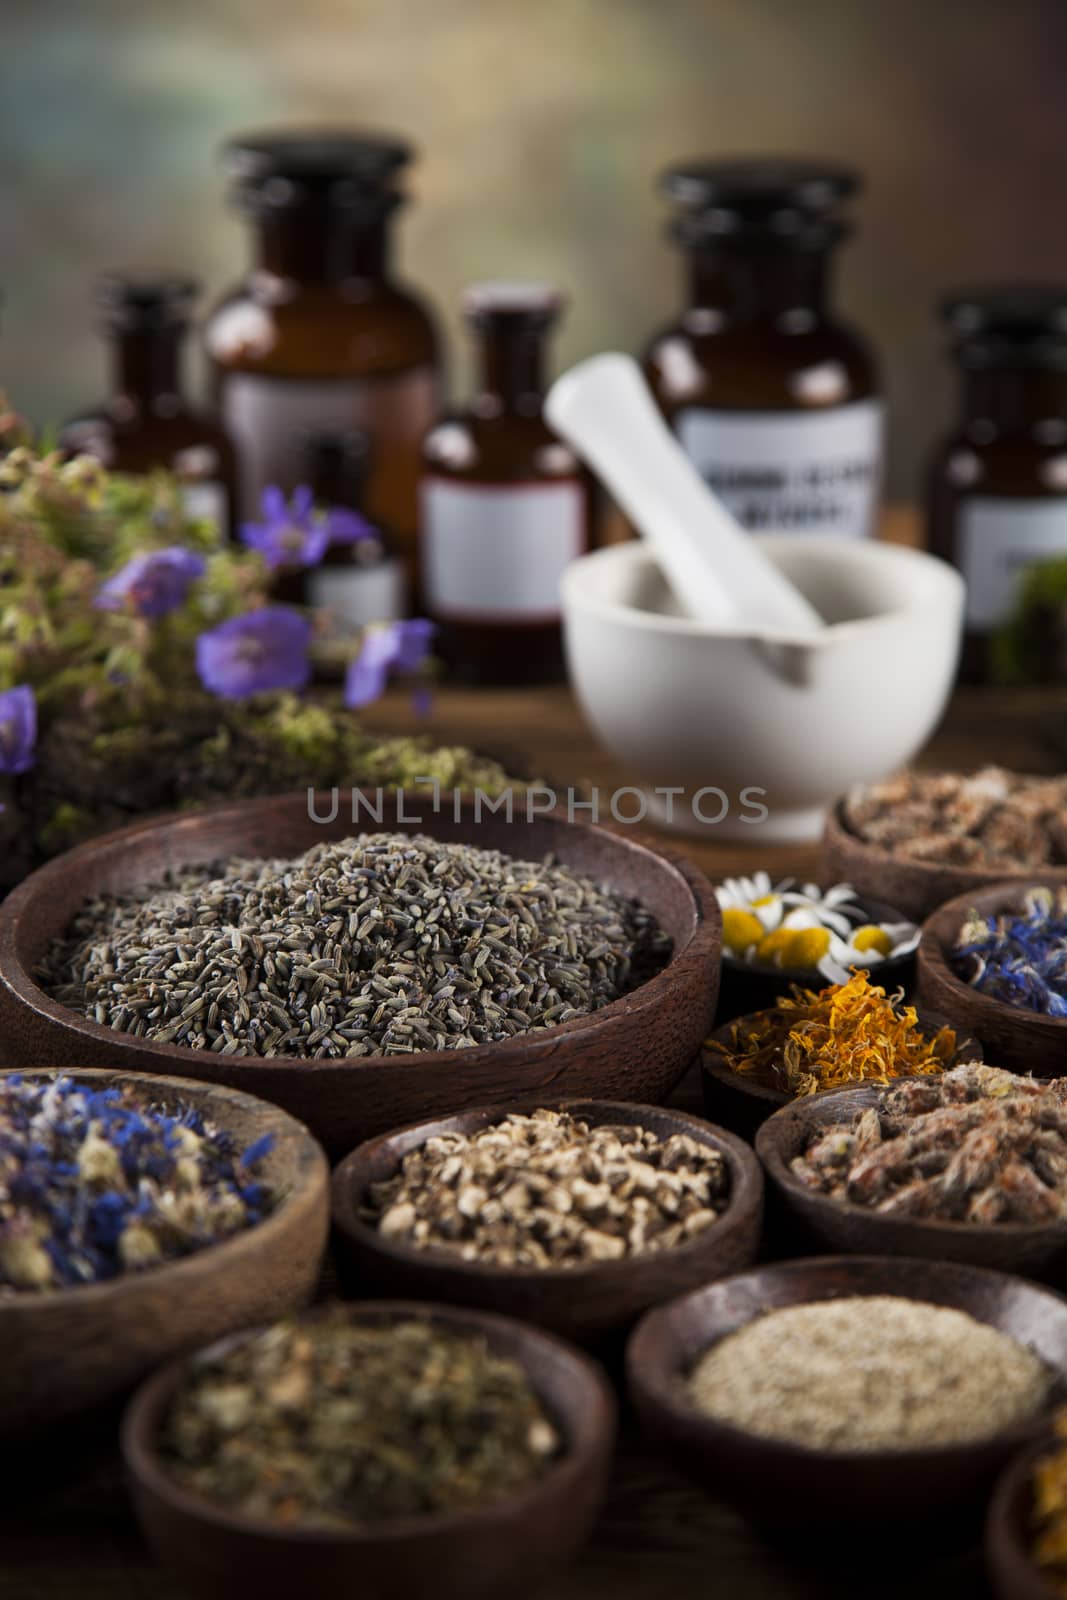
306, 561, 407, 631
676, 400, 884, 537
180, 480, 228, 542
960, 497, 1067, 629
420, 479, 585, 622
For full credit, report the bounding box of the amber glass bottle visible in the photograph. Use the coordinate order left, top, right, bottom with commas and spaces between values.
928, 287, 1067, 682
205, 129, 441, 588
646, 159, 882, 538
420, 283, 590, 685
61, 275, 238, 540
304, 429, 404, 640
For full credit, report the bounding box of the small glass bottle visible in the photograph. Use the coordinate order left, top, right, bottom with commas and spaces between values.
303, 429, 405, 652
646, 159, 882, 538
928, 287, 1067, 682
205, 128, 441, 589
61, 275, 238, 539
419, 282, 590, 686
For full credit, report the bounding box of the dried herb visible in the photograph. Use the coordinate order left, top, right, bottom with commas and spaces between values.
365, 1109, 729, 1267
0, 1075, 274, 1292
712, 971, 956, 1097
1030, 1408, 1067, 1594
717, 873, 917, 983
687, 1295, 1049, 1451
792, 1064, 1067, 1223
40, 833, 670, 1058
843, 767, 1067, 869
954, 888, 1067, 1017
159, 1310, 561, 1527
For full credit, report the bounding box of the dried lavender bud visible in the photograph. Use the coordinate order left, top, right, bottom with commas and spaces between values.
0, 1075, 275, 1292
159, 1310, 561, 1527
363, 1109, 730, 1267
38, 833, 671, 1059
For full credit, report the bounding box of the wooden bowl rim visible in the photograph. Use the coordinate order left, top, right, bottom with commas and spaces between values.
826, 797, 1067, 891
986, 1428, 1064, 1600
0, 1066, 328, 1319
627, 1253, 1067, 1468
121, 1298, 617, 1545
701, 1003, 978, 1111
920, 878, 1067, 1036
719, 888, 918, 985
756, 1079, 1067, 1244
0, 793, 720, 1078
330, 1097, 763, 1286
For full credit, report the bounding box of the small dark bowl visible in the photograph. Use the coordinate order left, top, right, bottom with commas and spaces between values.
0, 1067, 329, 1437
823, 793, 1067, 924
756, 1080, 1067, 1282
122, 1300, 616, 1600
627, 1255, 1067, 1528
701, 1004, 980, 1142
987, 1431, 1064, 1600
0, 791, 721, 1158
919, 880, 1067, 1078
330, 1099, 764, 1345
716, 891, 917, 1025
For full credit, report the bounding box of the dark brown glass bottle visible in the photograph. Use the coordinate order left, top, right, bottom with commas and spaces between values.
928, 287, 1067, 683
419, 283, 590, 686
60, 275, 238, 540
303, 430, 405, 651
646, 160, 882, 538
205, 129, 441, 590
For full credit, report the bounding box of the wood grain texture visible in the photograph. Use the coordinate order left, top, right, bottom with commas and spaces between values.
330, 1099, 763, 1344
0, 796, 721, 1159
0, 1068, 329, 1436
626, 1255, 1067, 1527
823, 799, 1067, 925
918, 881, 1067, 1077
755, 1083, 1067, 1282
122, 1300, 616, 1600
985, 1434, 1061, 1600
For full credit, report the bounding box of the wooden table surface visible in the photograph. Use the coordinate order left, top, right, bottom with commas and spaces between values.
8, 625, 1067, 1596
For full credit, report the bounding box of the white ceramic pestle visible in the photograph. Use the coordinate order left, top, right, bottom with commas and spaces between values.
545, 353, 825, 635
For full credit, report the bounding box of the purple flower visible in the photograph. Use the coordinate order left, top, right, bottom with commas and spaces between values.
0, 685, 36, 775
95, 547, 206, 619
196, 608, 312, 699
323, 506, 379, 546
240, 486, 330, 570
344, 619, 436, 710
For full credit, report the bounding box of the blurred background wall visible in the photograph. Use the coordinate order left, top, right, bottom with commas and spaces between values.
3, 0, 1066, 498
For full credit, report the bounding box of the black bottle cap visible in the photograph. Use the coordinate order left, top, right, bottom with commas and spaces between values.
661, 157, 859, 248
223, 128, 413, 212
942, 285, 1067, 369
94, 274, 199, 330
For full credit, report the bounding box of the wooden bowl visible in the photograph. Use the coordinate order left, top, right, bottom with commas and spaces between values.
627, 1254, 1067, 1528
823, 795, 1067, 924
919, 881, 1067, 1077
701, 1005, 980, 1142
122, 1299, 616, 1600
330, 1099, 763, 1345
715, 892, 917, 1025
0, 792, 721, 1159
755, 1081, 1067, 1281
986, 1432, 1064, 1600
0, 1067, 329, 1437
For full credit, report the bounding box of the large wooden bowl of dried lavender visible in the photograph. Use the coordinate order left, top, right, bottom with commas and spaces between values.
823, 771, 1067, 924
756, 1066, 1067, 1283
0, 1068, 329, 1437
122, 1300, 616, 1600
0, 792, 720, 1158
919, 880, 1067, 1078
330, 1099, 763, 1344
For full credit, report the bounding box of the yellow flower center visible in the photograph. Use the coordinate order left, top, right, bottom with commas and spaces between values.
756, 926, 832, 970
852, 925, 893, 956
722, 908, 764, 956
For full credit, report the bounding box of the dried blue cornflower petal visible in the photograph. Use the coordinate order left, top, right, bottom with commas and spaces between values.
0, 1075, 275, 1294
953, 888, 1067, 1017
